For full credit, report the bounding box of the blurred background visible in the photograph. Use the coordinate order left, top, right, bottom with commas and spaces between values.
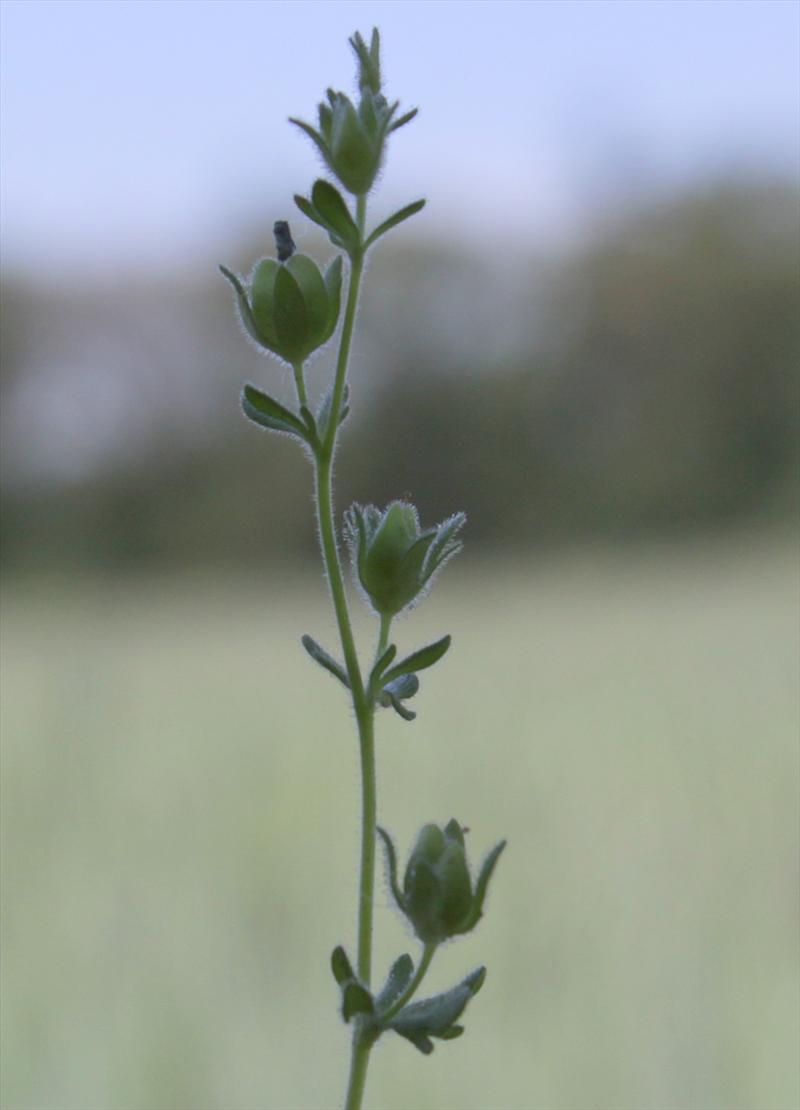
1, 2, 798, 1108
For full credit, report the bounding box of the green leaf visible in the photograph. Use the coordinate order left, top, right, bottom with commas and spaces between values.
376, 953, 414, 1013
331, 945, 355, 986
381, 634, 452, 686
315, 382, 349, 443
364, 199, 426, 249
299, 406, 318, 442
293, 192, 335, 236
343, 981, 375, 1021
331, 944, 375, 1022
301, 634, 349, 688
241, 384, 309, 441
387, 967, 486, 1053
377, 825, 404, 911
456, 839, 507, 935
368, 643, 396, 697
311, 179, 360, 251
389, 107, 419, 133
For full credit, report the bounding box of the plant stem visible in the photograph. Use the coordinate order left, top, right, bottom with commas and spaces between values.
377, 612, 392, 658
344, 1027, 376, 1110
292, 361, 308, 408
346, 942, 437, 1109
310, 195, 380, 1110
379, 943, 438, 1023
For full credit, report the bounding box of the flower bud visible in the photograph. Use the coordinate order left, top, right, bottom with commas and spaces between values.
378, 820, 506, 945
290, 29, 417, 197
344, 501, 465, 617
220, 244, 342, 366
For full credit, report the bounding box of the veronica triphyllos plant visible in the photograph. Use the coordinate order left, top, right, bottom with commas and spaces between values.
221, 29, 505, 1110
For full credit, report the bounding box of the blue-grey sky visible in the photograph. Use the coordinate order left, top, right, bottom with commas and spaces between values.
2, 0, 798, 275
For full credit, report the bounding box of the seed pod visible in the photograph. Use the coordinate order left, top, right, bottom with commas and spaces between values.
344, 501, 466, 617
379, 820, 506, 945
221, 248, 342, 366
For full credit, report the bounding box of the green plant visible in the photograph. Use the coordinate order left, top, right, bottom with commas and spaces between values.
221, 29, 505, 1110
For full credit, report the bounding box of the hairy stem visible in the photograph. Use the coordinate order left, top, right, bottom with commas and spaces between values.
344, 1027, 376, 1110
310, 196, 379, 1110
292, 361, 308, 408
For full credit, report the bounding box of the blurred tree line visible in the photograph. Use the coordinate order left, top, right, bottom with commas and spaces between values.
1, 182, 797, 572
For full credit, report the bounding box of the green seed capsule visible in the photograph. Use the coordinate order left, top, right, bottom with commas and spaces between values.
221, 244, 342, 366
345, 501, 466, 617
382, 819, 506, 944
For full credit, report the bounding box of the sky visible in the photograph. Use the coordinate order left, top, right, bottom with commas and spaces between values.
1, 0, 798, 275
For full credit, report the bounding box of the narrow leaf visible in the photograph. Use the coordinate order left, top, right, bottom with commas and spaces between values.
368, 643, 396, 696
387, 966, 487, 1052
301, 634, 349, 688
300, 406, 318, 440
342, 981, 375, 1021
331, 945, 355, 986
241, 384, 309, 440
389, 107, 419, 133
365, 199, 426, 250
316, 382, 349, 442
311, 179, 360, 249
293, 193, 320, 223
376, 954, 415, 1013
381, 634, 451, 686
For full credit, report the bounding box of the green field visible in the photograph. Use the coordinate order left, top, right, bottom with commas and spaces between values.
2, 538, 798, 1110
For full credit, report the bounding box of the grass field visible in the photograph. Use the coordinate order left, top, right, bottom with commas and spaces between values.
2, 536, 798, 1110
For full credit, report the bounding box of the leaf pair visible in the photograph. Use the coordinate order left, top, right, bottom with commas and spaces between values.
295, 180, 361, 255
330, 946, 373, 1022
384, 966, 487, 1055
294, 179, 425, 257
242, 383, 349, 451
370, 954, 487, 1055
368, 634, 451, 721
331, 946, 488, 1056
